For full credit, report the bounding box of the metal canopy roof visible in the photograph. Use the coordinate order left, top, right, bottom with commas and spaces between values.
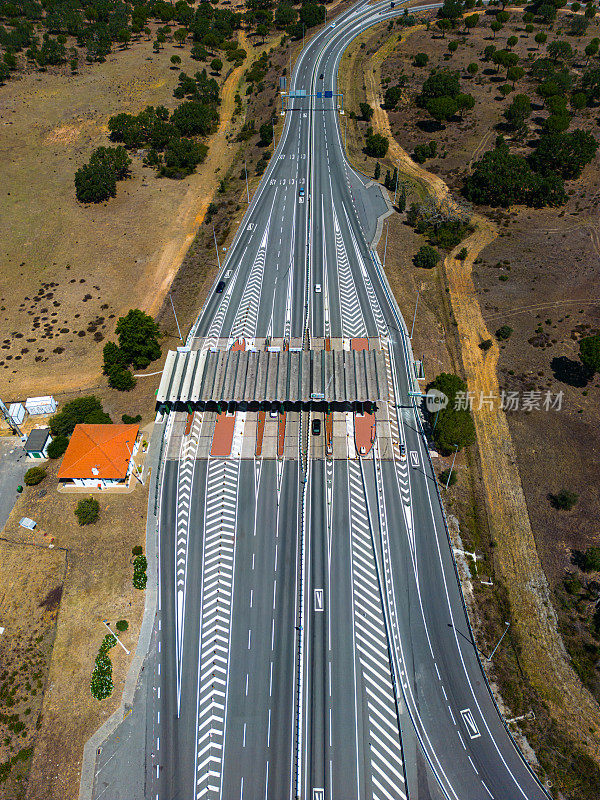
156, 347, 387, 407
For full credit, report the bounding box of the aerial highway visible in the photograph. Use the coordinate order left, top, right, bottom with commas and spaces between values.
111, 2, 554, 799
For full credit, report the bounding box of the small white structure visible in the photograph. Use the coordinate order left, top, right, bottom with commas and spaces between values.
8, 402, 26, 426
25, 396, 57, 416
24, 427, 52, 459
19, 517, 37, 530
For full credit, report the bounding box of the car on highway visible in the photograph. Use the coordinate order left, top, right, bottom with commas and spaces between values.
399, 443, 406, 460
299, 186, 305, 198
269, 409, 278, 419
314, 283, 322, 293
319, 73, 324, 79
311, 418, 321, 436
215, 280, 225, 293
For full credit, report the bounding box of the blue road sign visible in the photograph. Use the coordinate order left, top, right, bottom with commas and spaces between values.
324, 90, 333, 98
316, 91, 322, 99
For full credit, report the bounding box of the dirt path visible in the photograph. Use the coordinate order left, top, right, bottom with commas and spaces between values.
361, 26, 600, 759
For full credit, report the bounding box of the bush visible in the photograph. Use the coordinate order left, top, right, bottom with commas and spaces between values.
132, 545, 143, 556
50, 396, 111, 438
427, 373, 476, 454
579, 333, 600, 374
413, 245, 441, 269
106, 365, 136, 391
115, 619, 129, 632
122, 414, 142, 424
579, 547, 600, 572
413, 140, 437, 164
74, 162, 116, 203
439, 468, 457, 487
550, 489, 579, 510
47, 436, 69, 459
495, 325, 513, 341
479, 339, 493, 351
133, 554, 148, 589
414, 52, 429, 67
90, 635, 116, 700
24, 467, 46, 486
75, 497, 100, 526
359, 102, 374, 121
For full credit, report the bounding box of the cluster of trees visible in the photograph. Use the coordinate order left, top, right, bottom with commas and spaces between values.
74, 145, 130, 203
465, 130, 597, 208
102, 309, 161, 390
50, 396, 112, 438
107, 77, 219, 180
364, 127, 388, 158
427, 372, 476, 454
413, 140, 437, 164
580, 332, 600, 375
416, 68, 474, 124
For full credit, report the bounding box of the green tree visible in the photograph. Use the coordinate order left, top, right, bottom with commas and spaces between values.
548, 40, 573, 63
374, 161, 381, 180
359, 102, 374, 121
174, 28, 188, 47
495, 325, 513, 340
75, 497, 100, 525
299, 3, 326, 28
47, 436, 69, 459
580, 546, 600, 571
383, 85, 403, 109
504, 93, 531, 130
115, 309, 162, 370
530, 130, 598, 179
426, 95, 458, 121
467, 62, 479, 76
74, 161, 116, 203
116, 620, 129, 632
413, 244, 441, 269
210, 57, 222, 73
535, 31, 547, 49
506, 35, 518, 49
50, 397, 111, 437
490, 20, 502, 37
464, 13, 479, 31
427, 373, 476, 454
259, 122, 273, 145
24, 467, 46, 486
364, 132, 388, 157
170, 54, 182, 68
414, 52, 429, 67
550, 489, 579, 510
171, 101, 218, 137
579, 332, 600, 374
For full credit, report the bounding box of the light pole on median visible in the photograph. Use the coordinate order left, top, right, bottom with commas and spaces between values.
487, 622, 510, 661
445, 443, 458, 489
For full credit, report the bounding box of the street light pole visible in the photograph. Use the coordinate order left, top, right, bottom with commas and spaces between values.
487, 622, 510, 661
410, 290, 420, 339
244, 160, 250, 203
102, 620, 130, 654
445, 443, 458, 489
169, 293, 183, 341
393, 164, 400, 204
212, 224, 221, 269
382, 219, 389, 269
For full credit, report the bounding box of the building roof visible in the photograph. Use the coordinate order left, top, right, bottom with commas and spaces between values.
24, 427, 51, 452
57, 424, 139, 481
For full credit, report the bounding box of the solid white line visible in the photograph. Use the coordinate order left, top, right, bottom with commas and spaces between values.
267, 708, 272, 747
248, 629, 252, 650
250, 589, 253, 608
273, 580, 277, 609
240, 776, 244, 799
329, 707, 332, 747
482, 780, 494, 798
156, 737, 160, 750
269, 661, 273, 697
264, 761, 269, 800
246, 674, 249, 696
243, 723, 246, 748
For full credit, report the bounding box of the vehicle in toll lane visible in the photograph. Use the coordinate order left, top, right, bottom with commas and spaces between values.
215, 280, 226, 294
312, 418, 321, 436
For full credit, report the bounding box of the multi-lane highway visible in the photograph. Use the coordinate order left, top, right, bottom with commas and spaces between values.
145, 3, 552, 799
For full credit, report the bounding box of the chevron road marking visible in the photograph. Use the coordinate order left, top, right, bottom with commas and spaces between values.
195, 459, 240, 800
231, 192, 277, 340
342, 205, 387, 338
332, 204, 366, 338
347, 461, 407, 800
175, 411, 203, 713
204, 247, 249, 350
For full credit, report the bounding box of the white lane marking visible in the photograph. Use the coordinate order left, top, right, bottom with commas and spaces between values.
457, 730, 467, 750
460, 707, 481, 739
250, 589, 253, 608
314, 588, 324, 611
245, 674, 249, 696
468, 755, 479, 775
248, 629, 252, 650
273, 580, 277, 609
267, 708, 271, 747
243, 723, 246, 747
482, 781, 494, 798
269, 661, 273, 697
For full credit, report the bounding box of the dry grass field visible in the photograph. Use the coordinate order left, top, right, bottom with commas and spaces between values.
0, 457, 147, 800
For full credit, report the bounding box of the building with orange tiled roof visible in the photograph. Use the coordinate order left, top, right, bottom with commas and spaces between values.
57, 424, 140, 489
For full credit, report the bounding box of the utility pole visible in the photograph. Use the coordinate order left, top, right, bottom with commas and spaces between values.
487, 622, 510, 661
212, 224, 221, 269
244, 160, 250, 203
169, 293, 183, 341
393, 164, 400, 204
410, 290, 420, 339
445, 443, 459, 489
382, 219, 389, 269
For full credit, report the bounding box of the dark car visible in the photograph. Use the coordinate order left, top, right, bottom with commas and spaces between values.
319, 73, 324, 79
215, 280, 225, 294
311, 418, 321, 436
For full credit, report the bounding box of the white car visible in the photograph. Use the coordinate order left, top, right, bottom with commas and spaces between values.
269, 409, 278, 419
314, 283, 322, 293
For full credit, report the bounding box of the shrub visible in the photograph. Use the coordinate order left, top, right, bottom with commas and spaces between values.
414, 52, 429, 67
47, 436, 69, 459
550, 489, 579, 510
579, 333, 600, 374
132, 545, 143, 556
359, 102, 374, 121
413, 245, 441, 269
457, 247, 468, 261
122, 414, 142, 424
90, 635, 116, 700
74, 162, 116, 203
115, 620, 129, 632
133, 554, 148, 589
479, 339, 493, 351
579, 547, 600, 572
439, 468, 457, 487
413, 140, 437, 164
24, 467, 46, 486
427, 373, 476, 454
495, 325, 513, 341
75, 497, 100, 526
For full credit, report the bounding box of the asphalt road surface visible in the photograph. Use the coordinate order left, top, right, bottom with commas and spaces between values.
97, 3, 553, 799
